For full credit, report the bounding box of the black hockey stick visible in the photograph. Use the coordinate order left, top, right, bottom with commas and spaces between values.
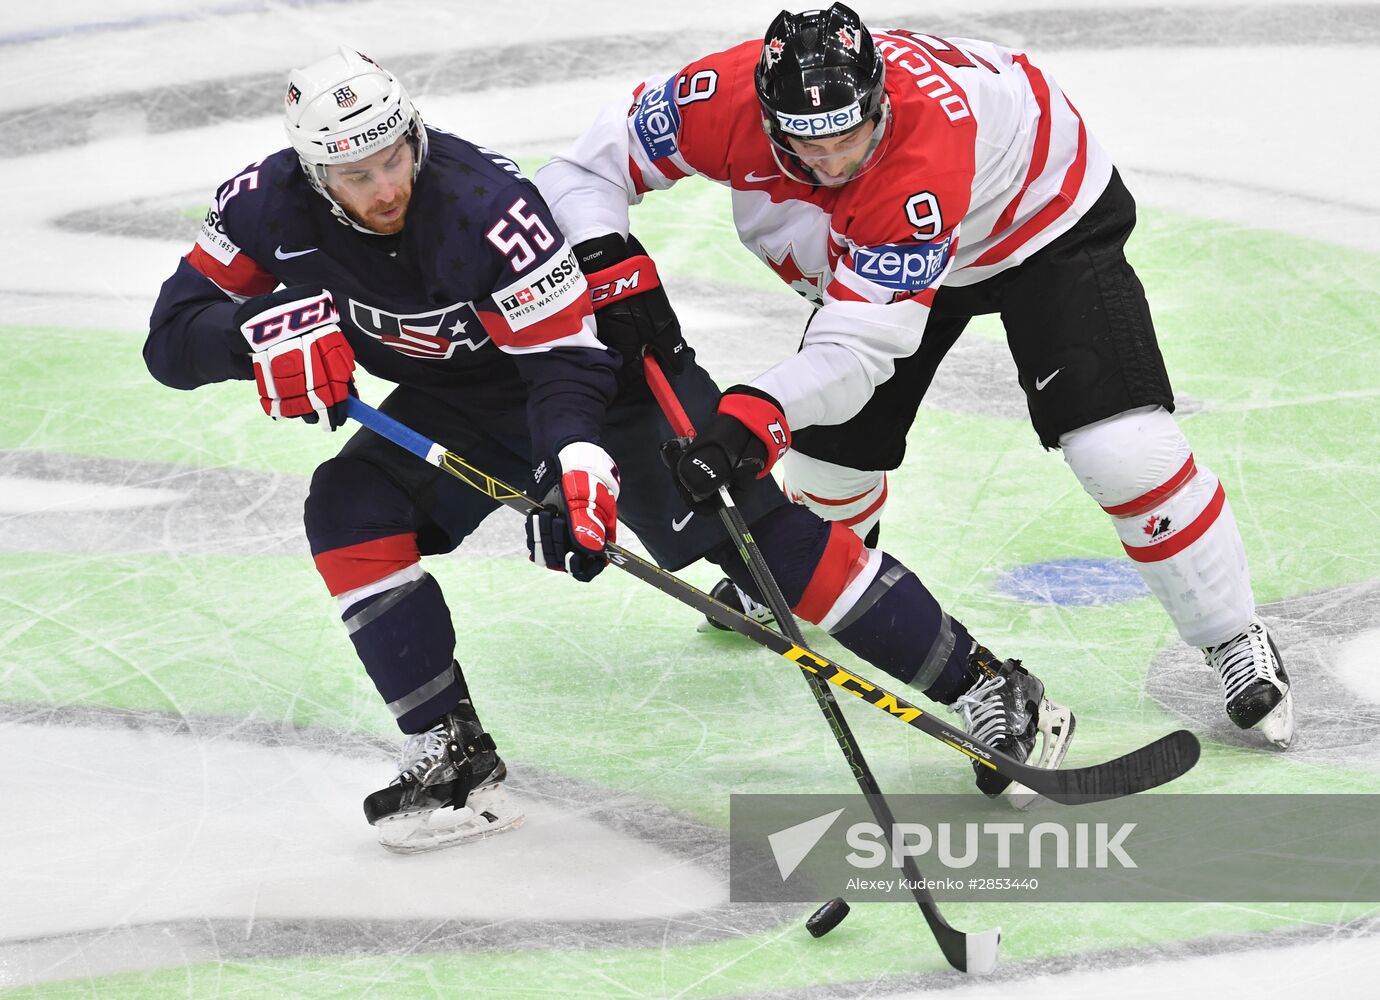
342, 397, 1199, 808
642, 356, 999, 972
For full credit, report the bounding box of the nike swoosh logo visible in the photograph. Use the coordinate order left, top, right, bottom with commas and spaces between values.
274, 246, 319, 260
1034, 368, 1064, 391
671, 512, 694, 532
744, 171, 780, 183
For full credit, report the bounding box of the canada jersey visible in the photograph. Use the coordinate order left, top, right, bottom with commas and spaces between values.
147, 129, 617, 462
536, 31, 1112, 431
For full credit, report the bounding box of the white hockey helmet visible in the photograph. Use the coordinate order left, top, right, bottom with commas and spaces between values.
283, 47, 428, 231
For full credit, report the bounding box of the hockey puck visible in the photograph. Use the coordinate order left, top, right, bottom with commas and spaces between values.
805, 897, 849, 938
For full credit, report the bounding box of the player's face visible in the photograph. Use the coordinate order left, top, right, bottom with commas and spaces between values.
324, 135, 415, 234
784, 120, 878, 187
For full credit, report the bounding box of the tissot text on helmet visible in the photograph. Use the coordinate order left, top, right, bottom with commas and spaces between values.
324, 106, 409, 156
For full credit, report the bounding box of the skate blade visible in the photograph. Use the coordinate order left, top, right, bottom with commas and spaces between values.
377, 785, 525, 854
1006, 700, 1077, 811
1256, 686, 1295, 750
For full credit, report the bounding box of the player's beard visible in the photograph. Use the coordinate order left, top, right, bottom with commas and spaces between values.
361, 188, 411, 234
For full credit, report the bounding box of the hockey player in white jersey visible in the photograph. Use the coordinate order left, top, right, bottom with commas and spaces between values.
535, 4, 1293, 748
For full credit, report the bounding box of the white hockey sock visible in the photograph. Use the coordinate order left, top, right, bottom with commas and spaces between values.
1061, 406, 1254, 647
781, 451, 888, 541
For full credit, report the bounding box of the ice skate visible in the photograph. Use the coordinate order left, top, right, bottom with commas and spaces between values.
363, 703, 523, 854
951, 647, 1075, 809
1203, 616, 1294, 749
700, 577, 776, 632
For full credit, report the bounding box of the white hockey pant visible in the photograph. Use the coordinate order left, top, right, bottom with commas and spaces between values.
1060, 405, 1255, 647
780, 451, 888, 541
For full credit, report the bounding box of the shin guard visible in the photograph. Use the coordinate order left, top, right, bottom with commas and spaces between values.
1061, 406, 1254, 646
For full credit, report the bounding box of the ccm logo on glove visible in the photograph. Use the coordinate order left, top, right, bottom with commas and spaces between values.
234, 286, 355, 431
588, 260, 654, 308
238, 289, 338, 350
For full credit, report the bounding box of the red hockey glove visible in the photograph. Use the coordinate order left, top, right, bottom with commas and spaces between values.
526, 442, 621, 582
235, 286, 356, 431
670, 386, 790, 504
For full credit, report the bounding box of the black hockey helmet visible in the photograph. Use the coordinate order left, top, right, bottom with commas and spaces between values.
755, 3, 888, 176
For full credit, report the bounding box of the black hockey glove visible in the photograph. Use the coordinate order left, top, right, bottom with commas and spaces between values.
665, 386, 791, 505
574, 233, 689, 396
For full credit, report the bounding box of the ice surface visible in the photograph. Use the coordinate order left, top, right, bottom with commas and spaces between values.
2, 0, 1378, 996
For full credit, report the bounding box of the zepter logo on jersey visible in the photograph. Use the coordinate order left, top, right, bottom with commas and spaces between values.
851, 234, 954, 294
631, 76, 683, 163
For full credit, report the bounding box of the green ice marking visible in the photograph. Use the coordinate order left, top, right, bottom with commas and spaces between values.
4, 175, 1380, 995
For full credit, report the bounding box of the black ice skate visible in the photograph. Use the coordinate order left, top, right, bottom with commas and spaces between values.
363, 702, 523, 853
951, 646, 1075, 809
700, 577, 776, 632
1202, 615, 1294, 749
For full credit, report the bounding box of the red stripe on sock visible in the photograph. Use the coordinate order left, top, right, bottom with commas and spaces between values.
841, 477, 888, 529
1123, 483, 1225, 563
313, 534, 420, 596
1104, 455, 1197, 518
793, 523, 867, 624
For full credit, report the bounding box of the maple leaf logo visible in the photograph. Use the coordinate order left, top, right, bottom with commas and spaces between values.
764, 245, 826, 302
1143, 514, 1173, 538
764, 37, 785, 67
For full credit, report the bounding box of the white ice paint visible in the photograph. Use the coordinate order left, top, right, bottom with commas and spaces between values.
0, 721, 723, 947
0, 476, 183, 513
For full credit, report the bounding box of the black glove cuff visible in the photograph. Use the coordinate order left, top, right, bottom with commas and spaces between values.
722, 384, 785, 414
573, 233, 629, 274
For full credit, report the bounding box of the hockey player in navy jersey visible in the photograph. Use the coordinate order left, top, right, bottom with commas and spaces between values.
536, 3, 1294, 749
146, 48, 1079, 853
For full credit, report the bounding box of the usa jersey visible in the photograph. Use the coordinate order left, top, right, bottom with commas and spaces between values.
536, 31, 1112, 432
146, 129, 619, 464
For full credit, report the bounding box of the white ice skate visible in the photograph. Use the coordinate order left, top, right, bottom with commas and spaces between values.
1203, 616, 1294, 749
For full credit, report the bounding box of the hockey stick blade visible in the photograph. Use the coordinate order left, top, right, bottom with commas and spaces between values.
1003, 729, 1200, 804
344, 397, 1200, 805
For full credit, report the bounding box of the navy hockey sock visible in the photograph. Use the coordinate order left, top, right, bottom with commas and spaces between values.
710, 505, 975, 704
828, 552, 975, 702
342, 572, 464, 733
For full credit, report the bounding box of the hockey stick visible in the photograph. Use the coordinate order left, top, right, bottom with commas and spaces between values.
342, 396, 1199, 807
641, 356, 999, 972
